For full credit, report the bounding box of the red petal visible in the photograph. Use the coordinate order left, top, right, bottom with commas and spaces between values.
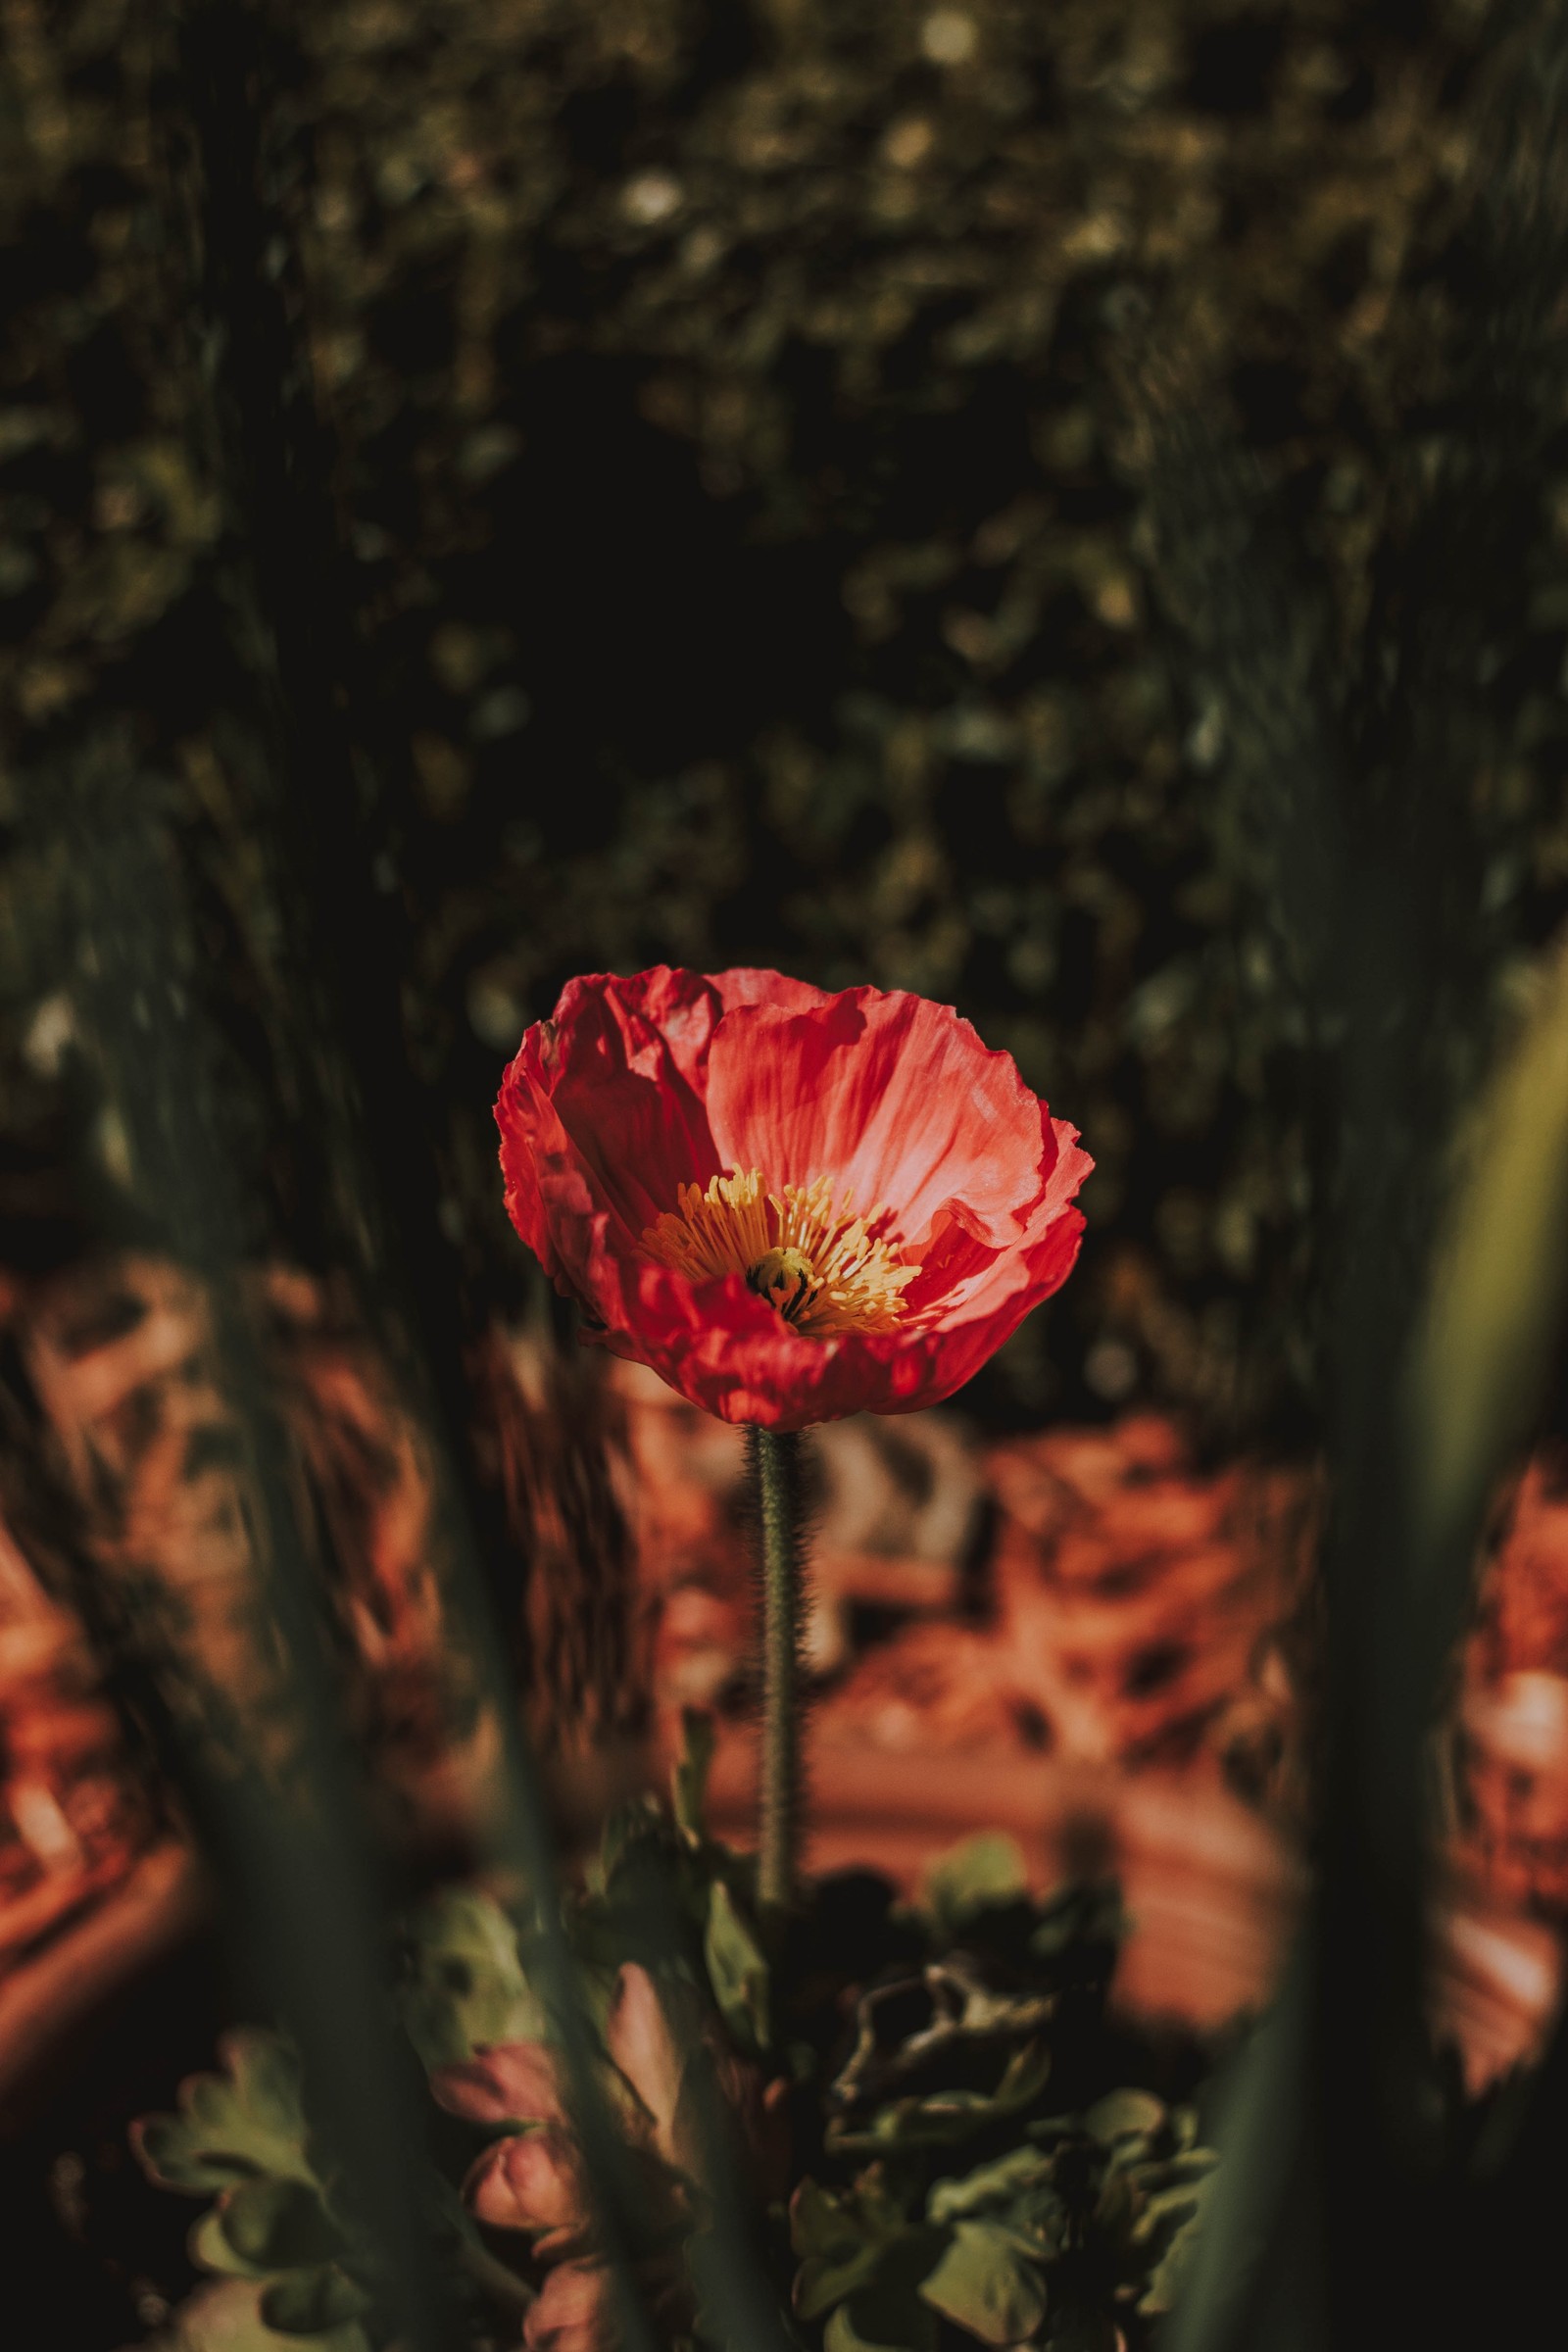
511, 970, 723, 1243
709, 966, 832, 1016
703, 990, 1050, 1247
496, 1056, 602, 1295
430, 2041, 568, 2128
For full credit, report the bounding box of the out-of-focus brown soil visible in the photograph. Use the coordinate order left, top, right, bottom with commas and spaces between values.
2, 1277, 1566, 2112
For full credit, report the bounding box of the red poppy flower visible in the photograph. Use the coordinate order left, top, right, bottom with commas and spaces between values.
495, 966, 1091, 1432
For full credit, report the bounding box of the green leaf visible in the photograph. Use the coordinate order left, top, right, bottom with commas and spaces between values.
828, 2042, 1051, 2156
1101, 2142, 1213, 2246
672, 1708, 715, 1841
1117, 2162, 1216, 2316
928, 2151, 1064, 2261
831, 1960, 1054, 2116
922, 1836, 1029, 1936
824, 2260, 942, 2352
596, 1795, 667, 1892
1137, 2222, 1201, 2320
189, 2182, 350, 2293
704, 1878, 770, 2053
1123, 2150, 1217, 2203
150, 2278, 372, 2352
1026, 2115, 1082, 2148
191, 2209, 265, 2280
1129, 2171, 1215, 2254
825, 2301, 936, 2352
1029, 1885, 1127, 1964
1084, 2090, 1164, 2146
260, 2269, 372, 2334
792, 2170, 906, 2259
397, 1887, 543, 2068
220, 2180, 344, 2273
918, 2222, 1048, 2346
133, 2033, 313, 2194
797, 2231, 890, 2323
583, 1803, 720, 1967
928, 2147, 1055, 2225
792, 2172, 910, 2323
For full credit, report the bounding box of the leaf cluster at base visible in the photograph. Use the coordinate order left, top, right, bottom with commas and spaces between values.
125, 1726, 1219, 2352
787, 1838, 1215, 2352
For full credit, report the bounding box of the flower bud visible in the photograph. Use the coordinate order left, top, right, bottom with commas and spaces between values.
463, 2125, 589, 2250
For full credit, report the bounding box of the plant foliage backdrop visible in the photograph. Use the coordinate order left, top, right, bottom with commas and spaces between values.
12, 0, 1568, 1442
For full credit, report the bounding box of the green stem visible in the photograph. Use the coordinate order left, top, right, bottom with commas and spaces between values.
750, 1425, 806, 1912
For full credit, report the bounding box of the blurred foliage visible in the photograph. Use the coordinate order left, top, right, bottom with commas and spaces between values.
125, 1745, 1218, 2352
6, 0, 1568, 1446
132, 2032, 374, 2351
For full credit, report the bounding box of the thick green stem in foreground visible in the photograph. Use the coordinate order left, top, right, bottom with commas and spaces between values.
750, 1425, 806, 1911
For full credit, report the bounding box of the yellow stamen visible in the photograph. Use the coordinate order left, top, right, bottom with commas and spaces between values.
641, 1168, 919, 1338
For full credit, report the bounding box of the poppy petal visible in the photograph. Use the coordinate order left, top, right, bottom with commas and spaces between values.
495, 967, 1091, 1429
704, 990, 1050, 1247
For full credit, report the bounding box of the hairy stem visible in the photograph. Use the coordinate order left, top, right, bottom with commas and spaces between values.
750, 1425, 806, 1911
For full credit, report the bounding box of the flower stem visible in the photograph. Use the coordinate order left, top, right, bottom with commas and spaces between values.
750, 1425, 806, 1912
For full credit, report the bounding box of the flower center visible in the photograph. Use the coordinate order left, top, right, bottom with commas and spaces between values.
641, 1168, 919, 1338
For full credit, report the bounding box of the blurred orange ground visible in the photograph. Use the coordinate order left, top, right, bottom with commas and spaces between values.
1, 1266, 1565, 2120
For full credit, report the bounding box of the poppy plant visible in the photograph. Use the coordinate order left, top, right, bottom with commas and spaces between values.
496, 964, 1091, 1904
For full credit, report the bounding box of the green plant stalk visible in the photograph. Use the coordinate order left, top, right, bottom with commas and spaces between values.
751, 1425, 806, 1911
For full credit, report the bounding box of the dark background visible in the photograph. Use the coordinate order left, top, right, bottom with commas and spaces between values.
6, 0, 1568, 1446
